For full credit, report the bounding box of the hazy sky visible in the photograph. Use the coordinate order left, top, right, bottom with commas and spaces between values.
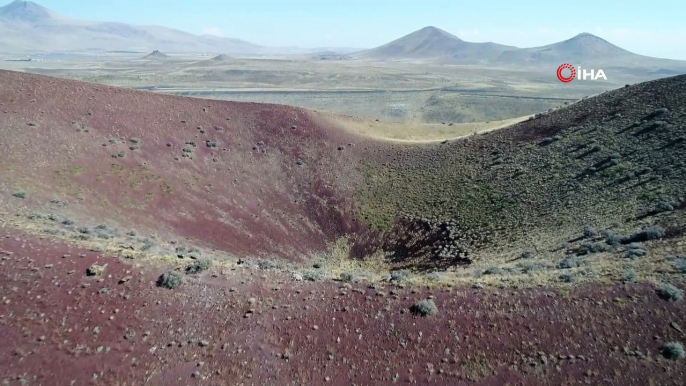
23, 0, 686, 59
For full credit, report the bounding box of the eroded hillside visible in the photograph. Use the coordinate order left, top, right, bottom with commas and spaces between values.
1, 70, 685, 276
1, 70, 685, 386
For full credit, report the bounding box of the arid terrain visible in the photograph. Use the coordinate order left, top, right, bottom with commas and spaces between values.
1, 68, 685, 385
0, 53, 585, 125
1, 1, 686, 385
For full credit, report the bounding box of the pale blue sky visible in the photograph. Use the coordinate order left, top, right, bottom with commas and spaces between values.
21, 0, 686, 59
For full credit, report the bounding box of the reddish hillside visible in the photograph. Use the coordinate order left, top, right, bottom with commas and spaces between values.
0, 70, 373, 260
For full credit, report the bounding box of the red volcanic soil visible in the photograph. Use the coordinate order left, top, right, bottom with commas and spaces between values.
1, 227, 685, 385
2, 70, 686, 386
0, 70, 377, 260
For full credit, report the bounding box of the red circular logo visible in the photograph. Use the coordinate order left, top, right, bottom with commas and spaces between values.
557, 63, 576, 83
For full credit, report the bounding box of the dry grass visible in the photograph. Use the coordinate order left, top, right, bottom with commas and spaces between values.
316, 111, 529, 142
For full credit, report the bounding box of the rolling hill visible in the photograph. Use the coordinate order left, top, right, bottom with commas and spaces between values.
352, 26, 516, 63
0, 0, 264, 54
493, 32, 686, 68
0, 0, 367, 55
1, 69, 686, 385
1, 68, 685, 269
354, 26, 686, 71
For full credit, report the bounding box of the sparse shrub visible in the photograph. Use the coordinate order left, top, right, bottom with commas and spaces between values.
62, 218, 75, 226
13, 191, 26, 199
87, 264, 106, 276
50, 198, 67, 206
602, 230, 626, 246
205, 140, 218, 148
622, 243, 648, 259
390, 269, 411, 283
127, 230, 138, 237
157, 271, 183, 289
187, 247, 202, 259
425, 272, 441, 281
520, 250, 536, 259
627, 225, 664, 243
483, 267, 503, 275
621, 269, 636, 282
258, 260, 280, 270
582, 225, 598, 238
649, 108, 669, 119
130, 138, 140, 144
77, 227, 91, 234
129, 145, 140, 151
657, 283, 683, 301
674, 258, 686, 273
412, 299, 438, 317
28, 213, 43, 220
339, 272, 360, 283
52, 228, 67, 236
186, 259, 212, 274
578, 242, 613, 255
539, 137, 561, 146
117, 151, 125, 158
96, 230, 112, 239
662, 342, 685, 360
557, 257, 584, 269
47, 213, 59, 222
517, 260, 547, 274
140, 238, 155, 251
302, 270, 326, 282
656, 202, 675, 212
559, 273, 575, 283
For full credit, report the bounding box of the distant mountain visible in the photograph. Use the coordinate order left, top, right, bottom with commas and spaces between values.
492, 33, 673, 67
142, 50, 168, 59
352, 26, 517, 63
352, 27, 686, 71
211, 54, 232, 61
0, 0, 264, 54
0, 0, 55, 21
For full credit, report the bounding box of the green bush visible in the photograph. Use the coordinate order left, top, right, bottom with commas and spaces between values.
412, 299, 438, 317
627, 225, 664, 243
674, 258, 686, 273
186, 259, 212, 274
157, 271, 183, 289
302, 270, 326, 282
483, 267, 503, 275
390, 269, 411, 283
258, 260, 281, 270
559, 273, 575, 283
339, 272, 360, 283
12, 191, 26, 199
622, 243, 648, 259
621, 269, 636, 282
662, 342, 685, 360
657, 283, 683, 301
517, 261, 547, 274
557, 257, 584, 269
